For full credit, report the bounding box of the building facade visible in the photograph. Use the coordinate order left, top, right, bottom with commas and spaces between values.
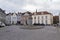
6, 13, 11, 25
21, 11, 32, 25
59, 13, 60, 25
6, 13, 17, 25
32, 11, 53, 25
11, 13, 17, 24
53, 16, 59, 24
17, 12, 22, 24
0, 8, 6, 23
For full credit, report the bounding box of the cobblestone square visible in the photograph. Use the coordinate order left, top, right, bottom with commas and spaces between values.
0, 25, 60, 40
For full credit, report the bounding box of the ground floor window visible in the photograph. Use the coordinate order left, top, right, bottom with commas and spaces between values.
17, 21, 20, 24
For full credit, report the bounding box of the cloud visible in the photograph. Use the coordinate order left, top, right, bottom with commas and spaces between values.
0, 0, 26, 13
22, 4, 45, 12
0, 0, 60, 15
22, 0, 50, 12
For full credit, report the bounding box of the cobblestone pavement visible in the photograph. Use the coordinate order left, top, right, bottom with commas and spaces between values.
0, 25, 60, 40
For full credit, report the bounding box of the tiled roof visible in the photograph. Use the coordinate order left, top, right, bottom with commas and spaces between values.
6, 13, 17, 16
32, 11, 52, 15
22, 11, 32, 16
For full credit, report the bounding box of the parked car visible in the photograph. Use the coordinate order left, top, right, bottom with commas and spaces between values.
0, 22, 5, 27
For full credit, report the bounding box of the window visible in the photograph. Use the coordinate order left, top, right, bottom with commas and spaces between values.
42, 16, 43, 19
46, 20, 47, 24
46, 16, 47, 19
45, 16, 47, 24
34, 17, 36, 19
42, 20, 43, 24
42, 16, 43, 24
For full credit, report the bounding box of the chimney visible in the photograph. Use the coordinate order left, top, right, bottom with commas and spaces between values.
36, 9, 37, 13
34, 9, 37, 15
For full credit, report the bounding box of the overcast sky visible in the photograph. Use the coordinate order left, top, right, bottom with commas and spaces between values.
0, 0, 60, 15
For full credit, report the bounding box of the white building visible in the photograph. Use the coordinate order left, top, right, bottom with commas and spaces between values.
11, 13, 17, 24
6, 13, 17, 25
17, 12, 22, 24
32, 11, 53, 25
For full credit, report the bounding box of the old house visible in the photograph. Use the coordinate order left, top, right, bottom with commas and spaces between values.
6, 13, 17, 25
6, 13, 11, 25
21, 11, 32, 25
17, 12, 22, 24
32, 11, 53, 25
0, 8, 6, 23
53, 16, 59, 24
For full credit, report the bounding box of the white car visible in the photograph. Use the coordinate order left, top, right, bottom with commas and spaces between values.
0, 22, 5, 27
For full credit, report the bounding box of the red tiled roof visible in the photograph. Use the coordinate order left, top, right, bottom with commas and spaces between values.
32, 11, 52, 15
